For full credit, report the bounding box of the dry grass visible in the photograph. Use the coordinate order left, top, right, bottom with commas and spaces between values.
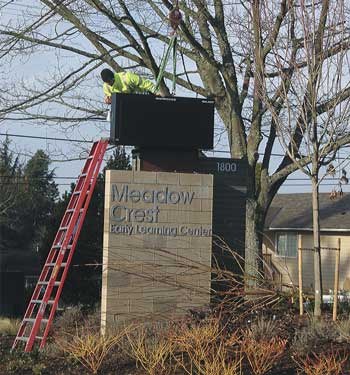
0, 317, 20, 336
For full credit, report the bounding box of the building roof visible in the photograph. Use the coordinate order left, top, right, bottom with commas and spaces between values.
265, 193, 350, 231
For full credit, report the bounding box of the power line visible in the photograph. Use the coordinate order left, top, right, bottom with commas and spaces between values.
2, 180, 348, 188
0, 182, 74, 186
0, 1, 43, 11
0, 175, 348, 182
3, 132, 350, 162
0, 132, 94, 143
1, 176, 79, 180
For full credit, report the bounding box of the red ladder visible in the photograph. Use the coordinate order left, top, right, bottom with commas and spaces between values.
12, 139, 109, 352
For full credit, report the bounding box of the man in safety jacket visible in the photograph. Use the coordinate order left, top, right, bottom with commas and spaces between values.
101, 68, 158, 104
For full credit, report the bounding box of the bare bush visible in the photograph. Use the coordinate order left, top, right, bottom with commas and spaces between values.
171, 319, 242, 375
55, 327, 126, 374
241, 335, 286, 375
294, 350, 348, 375
124, 324, 174, 375
52, 306, 85, 336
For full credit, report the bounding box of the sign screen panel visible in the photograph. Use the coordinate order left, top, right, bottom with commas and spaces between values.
110, 94, 214, 150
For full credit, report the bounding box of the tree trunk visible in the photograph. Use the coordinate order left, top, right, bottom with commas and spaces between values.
312, 177, 323, 316
244, 197, 265, 290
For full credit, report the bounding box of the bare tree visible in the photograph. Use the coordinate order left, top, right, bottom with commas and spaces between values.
1, 0, 350, 289
258, 0, 350, 315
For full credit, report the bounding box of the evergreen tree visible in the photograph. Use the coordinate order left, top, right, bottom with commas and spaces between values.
105, 148, 131, 171
0, 136, 23, 253
21, 150, 59, 252
1, 142, 58, 278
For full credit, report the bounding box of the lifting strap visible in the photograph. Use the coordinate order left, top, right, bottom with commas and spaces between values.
155, 35, 177, 94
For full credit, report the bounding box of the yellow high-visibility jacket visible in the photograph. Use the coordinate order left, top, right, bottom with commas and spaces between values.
103, 72, 156, 97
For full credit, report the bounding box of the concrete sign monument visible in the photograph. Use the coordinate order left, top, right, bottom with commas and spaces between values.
101, 170, 213, 331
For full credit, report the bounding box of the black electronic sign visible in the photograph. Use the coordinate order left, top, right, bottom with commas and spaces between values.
110, 94, 214, 150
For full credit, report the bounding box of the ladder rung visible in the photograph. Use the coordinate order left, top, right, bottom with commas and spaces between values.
80, 173, 88, 177
67, 208, 84, 213
23, 318, 49, 324
52, 244, 72, 250
73, 191, 82, 195
16, 336, 29, 342
38, 281, 61, 286
31, 299, 55, 305
46, 262, 67, 267
59, 226, 68, 231
19, 335, 44, 341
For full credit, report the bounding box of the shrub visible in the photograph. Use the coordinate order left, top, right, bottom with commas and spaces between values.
124, 324, 174, 375
0, 317, 20, 336
172, 319, 221, 357
335, 318, 350, 343
183, 343, 242, 375
246, 316, 279, 341
5, 354, 34, 374
291, 316, 336, 355
171, 319, 242, 375
294, 350, 348, 375
5, 350, 47, 375
241, 336, 286, 375
56, 326, 125, 374
52, 306, 101, 344
52, 306, 85, 336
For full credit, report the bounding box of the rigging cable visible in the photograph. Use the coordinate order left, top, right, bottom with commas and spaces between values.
154, 1, 182, 95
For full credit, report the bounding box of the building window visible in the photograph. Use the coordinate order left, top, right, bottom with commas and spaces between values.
276, 232, 297, 257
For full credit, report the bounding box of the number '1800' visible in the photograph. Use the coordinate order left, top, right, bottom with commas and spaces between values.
216, 162, 237, 173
